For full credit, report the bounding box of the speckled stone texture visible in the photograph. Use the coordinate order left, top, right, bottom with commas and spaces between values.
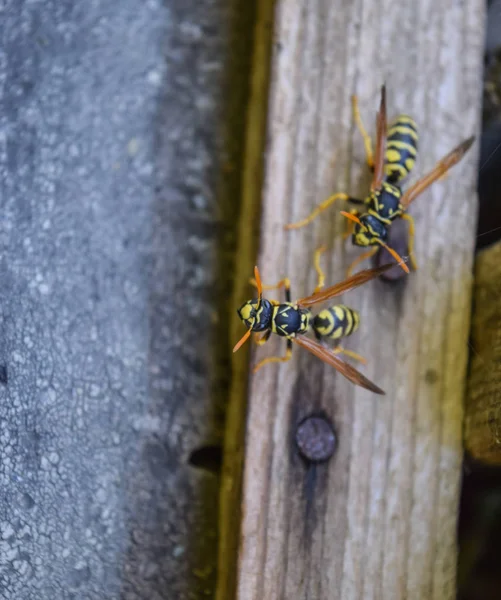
0, 1, 239, 598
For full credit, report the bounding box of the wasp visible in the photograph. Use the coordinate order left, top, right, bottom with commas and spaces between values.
233, 253, 405, 394
285, 85, 475, 276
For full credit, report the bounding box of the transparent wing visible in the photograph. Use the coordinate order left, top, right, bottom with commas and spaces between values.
400, 136, 475, 208
370, 84, 387, 192
294, 336, 385, 394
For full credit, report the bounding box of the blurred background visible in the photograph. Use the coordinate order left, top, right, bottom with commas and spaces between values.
0, 1, 254, 597
458, 2, 501, 599
0, 0, 500, 598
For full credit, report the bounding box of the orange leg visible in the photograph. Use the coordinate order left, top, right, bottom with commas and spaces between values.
333, 346, 367, 365
284, 193, 350, 230
249, 277, 290, 292
346, 247, 378, 278
313, 245, 327, 292
255, 331, 272, 346
352, 94, 374, 170
253, 339, 293, 374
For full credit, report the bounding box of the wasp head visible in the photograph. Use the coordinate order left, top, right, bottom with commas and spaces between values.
352, 214, 388, 247
237, 298, 273, 332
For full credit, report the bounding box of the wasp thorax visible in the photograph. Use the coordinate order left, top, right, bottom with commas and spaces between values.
237, 298, 273, 332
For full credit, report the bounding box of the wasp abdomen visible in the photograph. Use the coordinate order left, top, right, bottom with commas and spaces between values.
384, 115, 418, 184
313, 305, 360, 340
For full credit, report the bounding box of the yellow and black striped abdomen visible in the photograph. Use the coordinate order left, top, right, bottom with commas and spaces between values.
312, 305, 360, 341
384, 115, 418, 184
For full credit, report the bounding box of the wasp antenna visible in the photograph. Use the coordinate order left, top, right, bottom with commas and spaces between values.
233, 328, 252, 353
459, 135, 475, 155
340, 210, 365, 229
376, 240, 410, 273
254, 266, 263, 297
254, 266, 263, 310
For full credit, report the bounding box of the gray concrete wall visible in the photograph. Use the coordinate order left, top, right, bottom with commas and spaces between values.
0, 1, 254, 598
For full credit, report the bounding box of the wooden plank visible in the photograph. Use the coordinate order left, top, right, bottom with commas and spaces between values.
465, 241, 501, 466
231, 0, 484, 599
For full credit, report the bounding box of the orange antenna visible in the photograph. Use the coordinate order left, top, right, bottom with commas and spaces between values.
340, 211, 365, 229
233, 328, 252, 353
233, 265, 264, 354
254, 266, 263, 305
375, 239, 410, 273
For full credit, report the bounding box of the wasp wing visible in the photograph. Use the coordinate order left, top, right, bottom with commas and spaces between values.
400, 136, 475, 208
297, 262, 397, 307
294, 336, 385, 394
370, 84, 387, 192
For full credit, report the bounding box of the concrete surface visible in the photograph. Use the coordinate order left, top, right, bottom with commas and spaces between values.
0, 1, 249, 598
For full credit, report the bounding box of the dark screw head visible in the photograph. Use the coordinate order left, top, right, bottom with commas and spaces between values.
375, 218, 411, 281
295, 415, 336, 463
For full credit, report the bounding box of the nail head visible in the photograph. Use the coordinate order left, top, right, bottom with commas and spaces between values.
295, 415, 336, 463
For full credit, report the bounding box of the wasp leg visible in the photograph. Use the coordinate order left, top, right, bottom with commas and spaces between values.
332, 346, 367, 365
253, 339, 293, 374
284, 193, 350, 230
313, 245, 327, 292
400, 213, 418, 271
249, 277, 291, 303
352, 94, 374, 171
255, 330, 272, 346
249, 277, 290, 291
346, 247, 378, 277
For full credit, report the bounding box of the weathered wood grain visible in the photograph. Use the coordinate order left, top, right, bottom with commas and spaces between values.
465, 241, 501, 466
230, 0, 484, 598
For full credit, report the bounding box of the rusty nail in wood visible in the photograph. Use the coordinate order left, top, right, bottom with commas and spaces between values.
295, 415, 336, 463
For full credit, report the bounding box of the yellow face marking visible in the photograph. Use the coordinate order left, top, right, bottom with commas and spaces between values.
355, 232, 370, 246
239, 303, 254, 322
